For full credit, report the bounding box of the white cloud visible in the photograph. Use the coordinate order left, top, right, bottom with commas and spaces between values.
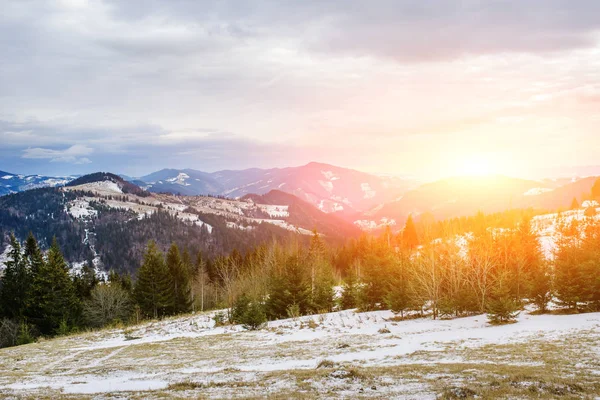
22, 144, 94, 164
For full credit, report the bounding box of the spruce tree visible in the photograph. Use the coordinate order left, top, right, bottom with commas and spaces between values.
487, 271, 520, 324
134, 241, 174, 319
340, 267, 359, 310
166, 243, 191, 314
266, 254, 310, 319
402, 214, 419, 249
571, 197, 580, 210
0, 234, 31, 320
29, 238, 79, 334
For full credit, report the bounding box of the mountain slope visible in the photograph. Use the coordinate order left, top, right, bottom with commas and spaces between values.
241, 190, 362, 238
1, 173, 358, 274
0, 170, 75, 196
138, 162, 415, 214
357, 175, 600, 231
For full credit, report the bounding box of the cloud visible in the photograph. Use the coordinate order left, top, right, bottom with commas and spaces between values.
1, 1, 600, 178
22, 144, 94, 164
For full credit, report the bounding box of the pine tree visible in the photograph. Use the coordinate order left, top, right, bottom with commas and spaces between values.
402, 215, 419, 249
487, 271, 520, 324
340, 266, 360, 310
134, 241, 174, 319
592, 178, 600, 200
23, 232, 44, 277
29, 238, 79, 334
385, 254, 413, 318
0, 234, 31, 320
166, 243, 192, 314
266, 254, 310, 319
571, 197, 580, 210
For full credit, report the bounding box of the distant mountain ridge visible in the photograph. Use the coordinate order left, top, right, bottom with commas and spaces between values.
356, 175, 600, 232
138, 162, 416, 214
0, 170, 76, 196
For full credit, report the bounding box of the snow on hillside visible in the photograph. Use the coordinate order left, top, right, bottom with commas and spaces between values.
361, 182, 376, 199
66, 180, 123, 195
166, 172, 191, 186
532, 205, 600, 258
523, 187, 553, 196
0, 244, 12, 275
1, 307, 598, 397
258, 204, 289, 218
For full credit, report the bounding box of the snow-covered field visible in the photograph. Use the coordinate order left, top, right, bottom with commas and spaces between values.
1, 308, 598, 399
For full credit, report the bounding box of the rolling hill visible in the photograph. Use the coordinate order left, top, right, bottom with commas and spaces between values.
0, 173, 360, 275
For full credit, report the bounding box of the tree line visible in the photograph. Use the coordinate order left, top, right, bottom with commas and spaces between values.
1, 208, 599, 348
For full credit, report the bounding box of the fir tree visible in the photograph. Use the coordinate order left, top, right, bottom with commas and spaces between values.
571, 197, 580, 210
266, 255, 310, 319
0, 234, 31, 320
402, 214, 419, 249
166, 243, 192, 314
134, 241, 174, 319
592, 178, 600, 200
487, 271, 520, 324
29, 238, 79, 334
340, 268, 359, 310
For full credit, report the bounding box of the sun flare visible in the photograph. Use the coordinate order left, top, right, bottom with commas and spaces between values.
454, 154, 499, 177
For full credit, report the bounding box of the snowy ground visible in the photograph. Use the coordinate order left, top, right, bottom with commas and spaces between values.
1, 308, 599, 399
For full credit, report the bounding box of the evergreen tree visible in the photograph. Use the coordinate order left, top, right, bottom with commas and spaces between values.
0, 234, 31, 320
592, 178, 600, 200
166, 243, 192, 314
385, 254, 413, 318
23, 232, 44, 277
402, 215, 419, 249
340, 267, 360, 310
571, 197, 580, 210
307, 232, 335, 313
29, 238, 79, 334
134, 241, 174, 319
266, 254, 310, 319
487, 271, 520, 324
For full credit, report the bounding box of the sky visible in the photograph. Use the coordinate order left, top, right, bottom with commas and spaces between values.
1, 0, 600, 179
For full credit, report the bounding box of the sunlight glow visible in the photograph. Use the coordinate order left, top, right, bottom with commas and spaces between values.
454, 154, 499, 177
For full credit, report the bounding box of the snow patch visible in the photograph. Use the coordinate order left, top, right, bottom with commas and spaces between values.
523, 187, 553, 196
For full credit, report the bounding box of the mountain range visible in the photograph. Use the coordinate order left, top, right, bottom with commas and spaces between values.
136, 162, 415, 214
1, 164, 598, 234
0, 170, 76, 196
0, 172, 361, 274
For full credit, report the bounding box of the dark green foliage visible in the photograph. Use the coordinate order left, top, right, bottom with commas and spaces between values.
73, 263, 99, 300
134, 241, 174, 318
231, 293, 250, 324
28, 238, 79, 335
166, 243, 192, 314
487, 270, 521, 324
359, 253, 395, 310
266, 255, 311, 319
0, 234, 31, 320
241, 301, 267, 330
339, 269, 359, 310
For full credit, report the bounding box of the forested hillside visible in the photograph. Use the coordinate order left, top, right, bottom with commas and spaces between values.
0, 175, 359, 274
